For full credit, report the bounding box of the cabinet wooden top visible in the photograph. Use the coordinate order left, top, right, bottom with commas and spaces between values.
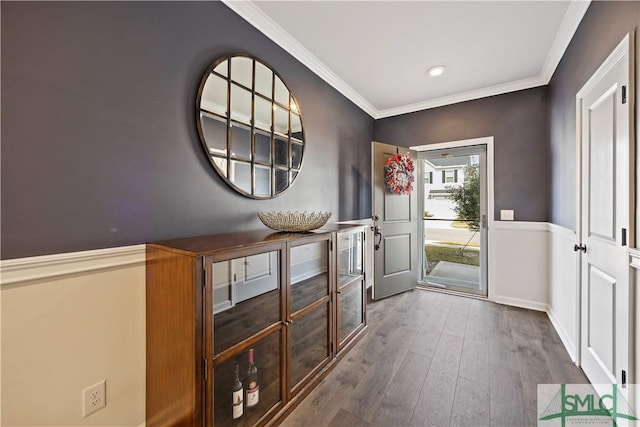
148, 223, 362, 256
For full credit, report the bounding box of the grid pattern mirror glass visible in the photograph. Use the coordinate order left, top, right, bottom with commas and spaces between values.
197, 54, 305, 198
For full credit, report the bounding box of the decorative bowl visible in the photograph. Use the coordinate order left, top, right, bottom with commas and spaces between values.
257, 211, 332, 232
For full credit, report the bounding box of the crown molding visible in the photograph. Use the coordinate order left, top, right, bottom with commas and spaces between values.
540, 0, 591, 83
222, 0, 378, 118
223, 0, 591, 119
375, 75, 547, 119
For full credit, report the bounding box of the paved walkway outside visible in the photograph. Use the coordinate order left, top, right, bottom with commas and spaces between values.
426, 260, 481, 290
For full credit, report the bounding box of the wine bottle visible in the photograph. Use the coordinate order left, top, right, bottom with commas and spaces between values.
246, 348, 260, 407
232, 364, 244, 419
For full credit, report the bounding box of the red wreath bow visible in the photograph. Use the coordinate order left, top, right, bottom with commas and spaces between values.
384, 154, 415, 195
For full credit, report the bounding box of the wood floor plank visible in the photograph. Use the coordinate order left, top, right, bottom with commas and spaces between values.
542, 339, 589, 384
327, 409, 370, 427
458, 335, 490, 385
450, 376, 490, 427
410, 333, 463, 427
282, 289, 586, 427
370, 351, 432, 427
409, 302, 450, 358
338, 354, 395, 422
489, 364, 527, 427
442, 296, 470, 338
280, 357, 365, 427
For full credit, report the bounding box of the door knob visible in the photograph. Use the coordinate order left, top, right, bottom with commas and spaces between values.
373, 226, 383, 250
573, 244, 587, 253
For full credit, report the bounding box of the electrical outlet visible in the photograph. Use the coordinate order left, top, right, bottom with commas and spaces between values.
82, 380, 106, 417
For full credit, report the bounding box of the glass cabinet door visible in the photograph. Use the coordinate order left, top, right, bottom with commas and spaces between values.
209, 248, 285, 426
212, 250, 281, 356
336, 229, 366, 351
213, 329, 283, 426
288, 238, 332, 394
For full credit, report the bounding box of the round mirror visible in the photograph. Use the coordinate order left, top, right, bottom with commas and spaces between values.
197, 54, 305, 198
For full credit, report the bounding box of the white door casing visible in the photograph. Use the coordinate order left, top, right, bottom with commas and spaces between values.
577, 33, 633, 403
412, 137, 495, 299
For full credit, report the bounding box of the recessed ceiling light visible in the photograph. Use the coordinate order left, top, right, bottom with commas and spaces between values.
428, 65, 446, 77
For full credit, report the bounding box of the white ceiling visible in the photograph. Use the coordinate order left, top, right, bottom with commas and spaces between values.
223, 0, 591, 119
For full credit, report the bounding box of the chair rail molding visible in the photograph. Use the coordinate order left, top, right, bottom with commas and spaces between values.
0, 245, 146, 286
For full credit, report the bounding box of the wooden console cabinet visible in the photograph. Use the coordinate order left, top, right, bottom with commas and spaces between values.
146, 225, 367, 426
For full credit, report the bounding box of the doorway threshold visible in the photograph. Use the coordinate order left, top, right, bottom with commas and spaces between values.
417, 283, 488, 301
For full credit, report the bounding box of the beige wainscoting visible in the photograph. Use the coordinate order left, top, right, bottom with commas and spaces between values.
1, 246, 146, 426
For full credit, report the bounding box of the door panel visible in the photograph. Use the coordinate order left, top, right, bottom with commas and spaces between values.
384, 192, 411, 221
586, 265, 615, 380
588, 89, 616, 241
579, 35, 630, 395
371, 141, 418, 300
383, 234, 411, 275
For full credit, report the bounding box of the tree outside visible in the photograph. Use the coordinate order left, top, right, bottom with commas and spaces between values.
447, 165, 480, 230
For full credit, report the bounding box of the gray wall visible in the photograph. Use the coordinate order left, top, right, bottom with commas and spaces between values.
549, 1, 640, 230
374, 86, 550, 222
1, 1, 374, 259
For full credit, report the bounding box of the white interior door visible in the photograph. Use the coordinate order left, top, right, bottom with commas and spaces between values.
371, 142, 419, 300
578, 34, 632, 401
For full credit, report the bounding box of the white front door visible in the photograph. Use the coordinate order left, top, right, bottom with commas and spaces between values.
578, 33, 632, 401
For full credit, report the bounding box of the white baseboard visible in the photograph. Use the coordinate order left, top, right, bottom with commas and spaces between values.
492, 295, 549, 312
547, 307, 577, 362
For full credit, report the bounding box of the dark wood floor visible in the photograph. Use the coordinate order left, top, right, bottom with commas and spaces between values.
281, 288, 588, 427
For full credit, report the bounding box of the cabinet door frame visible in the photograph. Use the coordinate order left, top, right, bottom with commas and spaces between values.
286, 234, 334, 399
204, 242, 287, 427
335, 227, 367, 353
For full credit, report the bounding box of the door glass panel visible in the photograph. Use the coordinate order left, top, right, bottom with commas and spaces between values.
213, 251, 280, 356
421, 146, 486, 296
339, 281, 364, 343
290, 302, 329, 388
290, 241, 329, 313
213, 330, 281, 426
338, 232, 363, 287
